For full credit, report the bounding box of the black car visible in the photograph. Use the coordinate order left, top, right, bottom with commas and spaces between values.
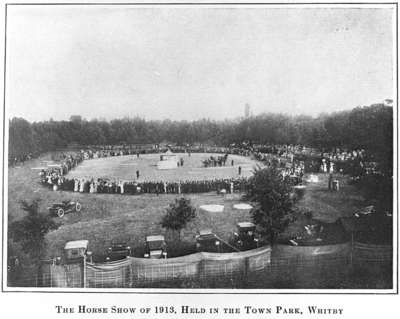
144, 235, 167, 259
196, 229, 220, 252
48, 200, 82, 218
105, 242, 132, 262
233, 222, 259, 250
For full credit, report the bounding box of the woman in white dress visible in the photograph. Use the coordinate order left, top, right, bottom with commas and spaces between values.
89, 180, 95, 193
79, 178, 85, 192
120, 180, 124, 194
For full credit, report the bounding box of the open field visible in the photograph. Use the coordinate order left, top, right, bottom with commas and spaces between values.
8, 154, 366, 262
66, 153, 259, 182
281, 173, 366, 239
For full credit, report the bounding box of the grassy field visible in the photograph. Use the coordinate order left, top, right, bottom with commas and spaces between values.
282, 173, 365, 239
7, 153, 255, 260
297, 174, 365, 222
7, 153, 367, 263
66, 153, 259, 181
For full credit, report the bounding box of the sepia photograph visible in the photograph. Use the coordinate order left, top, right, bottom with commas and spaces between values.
1, 1, 397, 294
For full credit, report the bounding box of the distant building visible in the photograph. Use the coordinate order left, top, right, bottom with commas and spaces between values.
371, 99, 393, 108
384, 99, 393, 107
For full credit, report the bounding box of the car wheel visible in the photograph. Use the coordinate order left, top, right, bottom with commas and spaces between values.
57, 208, 65, 218
75, 202, 82, 212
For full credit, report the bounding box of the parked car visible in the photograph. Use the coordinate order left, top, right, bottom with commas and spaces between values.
196, 229, 220, 252
48, 200, 82, 218
233, 222, 259, 250
144, 235, 167, 259
354, 205, 375, 218
64, 240, 91, 263
105, 241, 132, 262
288, 220, 350, 246
7, 255, 20, 273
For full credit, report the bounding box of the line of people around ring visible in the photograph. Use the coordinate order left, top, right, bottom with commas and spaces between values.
39, 143, 377, 195
42, 176, 249, 195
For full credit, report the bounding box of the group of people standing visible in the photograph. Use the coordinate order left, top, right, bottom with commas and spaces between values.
202, 154, 230, 167
39, 143, 375, 196
40, 152, 84, 190
46, 176, 248, 195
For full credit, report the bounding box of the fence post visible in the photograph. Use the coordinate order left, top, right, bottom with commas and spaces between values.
122, 266, 124, 288
244, 256, 250, 287
350, 233, 354, 266
197, 259, 204, 284
83, 257, 87, 288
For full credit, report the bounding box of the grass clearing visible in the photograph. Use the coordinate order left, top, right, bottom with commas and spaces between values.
283, 173, 366, 238
8, 154, 367, 262
66, 153, 259, 181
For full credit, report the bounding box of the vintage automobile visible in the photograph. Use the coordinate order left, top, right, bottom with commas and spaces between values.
287, 220, 350, 246
233, 222, 259, 250
354, 205, 375, 218
195, 229, 220, 252
7, 255, 20, 273
144, 235, 167, 259
64, 240, 91, 263
48, 200, 82, 218
105, 241, 132, 262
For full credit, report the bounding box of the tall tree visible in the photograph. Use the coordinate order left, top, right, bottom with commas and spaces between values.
161, 198, 196, 240
9, 199, 60, 261
8, 117, 34, 161
245, 166, 295, 244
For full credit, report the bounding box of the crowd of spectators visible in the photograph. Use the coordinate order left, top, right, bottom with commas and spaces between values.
37, 143, 383, 195
39, 152, 84, 189
45, 177, 248, 195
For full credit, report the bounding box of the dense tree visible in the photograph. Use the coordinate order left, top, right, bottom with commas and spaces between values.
245, 166, 295, 244
161, 198, 196, 240
8, 103, 393, 174
7, 199, 60, 286
8, 117, 35, 161
9, 199, 60, 260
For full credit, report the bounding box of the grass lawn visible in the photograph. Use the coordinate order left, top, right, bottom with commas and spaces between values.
7, 154, 367, 263
283, 173, 366, 239
297, 173, 365, 221
66, 153, 259, 181
7, 153, 255, 260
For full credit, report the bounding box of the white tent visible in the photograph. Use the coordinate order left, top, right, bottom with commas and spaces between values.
157, 150, 178, 170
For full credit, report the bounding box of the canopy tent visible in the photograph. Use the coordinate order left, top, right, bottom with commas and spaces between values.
160, 150, 177, 161
157, 150, 178, 170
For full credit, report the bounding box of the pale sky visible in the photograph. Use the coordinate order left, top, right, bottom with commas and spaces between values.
5, 5, 395, 122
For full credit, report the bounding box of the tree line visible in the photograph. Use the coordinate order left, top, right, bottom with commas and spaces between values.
9, 102, 392, 166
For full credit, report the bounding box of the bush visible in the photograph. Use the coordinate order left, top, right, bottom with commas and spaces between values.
161, 198, 196, 240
